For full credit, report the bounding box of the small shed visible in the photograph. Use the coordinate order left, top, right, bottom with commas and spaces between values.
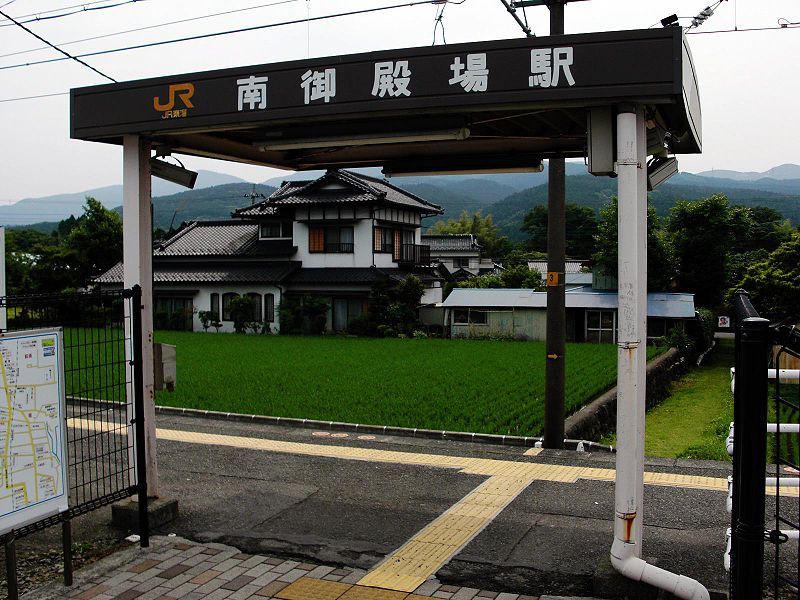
441, 288, 695, 342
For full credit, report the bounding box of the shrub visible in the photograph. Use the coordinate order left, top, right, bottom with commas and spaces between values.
198, 310, 219, 332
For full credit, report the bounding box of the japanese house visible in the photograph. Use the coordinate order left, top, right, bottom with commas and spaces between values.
96, 169, 446, 332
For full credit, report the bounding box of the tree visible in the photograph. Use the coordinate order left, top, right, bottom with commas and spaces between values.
521, 204, 598, 258
734, 232, 800, 322
592, 197, 675, 292
667, 195, 732, 307
65, 198, 123, 287
428, 210, 512, 260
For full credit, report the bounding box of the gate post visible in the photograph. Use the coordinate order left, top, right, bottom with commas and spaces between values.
731, 292, 769, 598
123, 135, 159, 497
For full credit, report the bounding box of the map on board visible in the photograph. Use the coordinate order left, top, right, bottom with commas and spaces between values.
0, 329, 68, 534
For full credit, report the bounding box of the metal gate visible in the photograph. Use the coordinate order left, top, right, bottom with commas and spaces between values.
0, 286, 148, 596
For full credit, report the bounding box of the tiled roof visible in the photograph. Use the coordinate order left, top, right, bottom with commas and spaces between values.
95, 262, 300, 285
286, 266, 443, 285
285, 268, 387, 285
234, 169, 443, 217
421, 234, 481, 252
155, 221, 260, 256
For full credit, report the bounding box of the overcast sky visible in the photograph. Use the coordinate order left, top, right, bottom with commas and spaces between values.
1, 0, 798, 202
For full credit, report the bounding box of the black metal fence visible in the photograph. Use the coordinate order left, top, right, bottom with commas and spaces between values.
730, 289, 799, 599
0, 287, 148, 595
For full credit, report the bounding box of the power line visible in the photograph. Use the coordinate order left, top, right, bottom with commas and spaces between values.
0, 9, 116, 82
0, 0, 301, 60
0, 0, 152, 28
0, 0, 437, 72
0, 91, 68, 103
0, 0, 137, 23
687, 23, 800, 34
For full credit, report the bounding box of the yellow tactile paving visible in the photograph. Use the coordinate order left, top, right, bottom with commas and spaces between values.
358, 475, 531, 592
275, 577, 352, 600
339, 585, 410, 599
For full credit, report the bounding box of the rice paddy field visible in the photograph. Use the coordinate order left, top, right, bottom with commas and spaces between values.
151, 331, 663, 437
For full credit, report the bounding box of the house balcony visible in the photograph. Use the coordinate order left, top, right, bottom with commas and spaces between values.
398, 243, 431, 267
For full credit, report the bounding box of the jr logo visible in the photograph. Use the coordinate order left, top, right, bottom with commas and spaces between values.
153, 83, 195, 113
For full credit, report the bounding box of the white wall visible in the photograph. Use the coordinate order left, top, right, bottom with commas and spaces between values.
294, 219, 375, 268
190, 284, 282, 333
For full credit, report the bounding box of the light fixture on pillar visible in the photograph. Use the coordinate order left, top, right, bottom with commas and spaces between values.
150, 148, 197, 189
647, 156, 678, 190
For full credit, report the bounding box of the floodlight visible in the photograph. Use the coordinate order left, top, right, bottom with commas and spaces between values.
660, 14, 679, 27
254, 128, 470, 151
149, 157, 198, 189
647, 156, 678, 191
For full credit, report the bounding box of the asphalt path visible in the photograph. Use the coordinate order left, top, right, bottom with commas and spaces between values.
147, 411, 750, 598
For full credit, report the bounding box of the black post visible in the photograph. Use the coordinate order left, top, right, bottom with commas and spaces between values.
62, 519, 73, 587
543, 0, 566, 450
731, 290, 770, 599
5, 533, 18, 600
131, 285, 150, 548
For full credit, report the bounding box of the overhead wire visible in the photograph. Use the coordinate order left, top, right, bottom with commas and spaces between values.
0, 0, 153, 27
432, 1, 447, 45
0, 0, 439, 72
0, 9, 116, 82
0, 0, 301, 60
0, 0, 141, 23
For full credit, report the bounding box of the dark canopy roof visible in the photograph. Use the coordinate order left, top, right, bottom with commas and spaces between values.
71, 28, 700, 173
234, 169, 443, 217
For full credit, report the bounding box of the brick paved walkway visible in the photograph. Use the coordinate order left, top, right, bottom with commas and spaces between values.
31, 537, 545, 600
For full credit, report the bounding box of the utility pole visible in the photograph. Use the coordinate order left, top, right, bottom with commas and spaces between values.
543, 0, 566, 449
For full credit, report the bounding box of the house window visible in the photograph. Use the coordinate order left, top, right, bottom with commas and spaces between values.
393, 230, 402, 261
222, 292, 239, 321
210, 293, 220, 317
453, 309, 487, 325
309, 226, 354, 253
309, 227, 325, 252
260, 221, 292, 239
265, 293, 275, 323
154, 296, 193, 331
246, 292, 262, 321
453, 257, 470, 269
332, 298, 364, 332
374, 227, 394, 253
586, 309, 615, 343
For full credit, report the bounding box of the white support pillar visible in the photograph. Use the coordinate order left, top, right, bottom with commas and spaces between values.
609, 106, 709, 600
613, 105, 647, 554
123, 135, 159, 497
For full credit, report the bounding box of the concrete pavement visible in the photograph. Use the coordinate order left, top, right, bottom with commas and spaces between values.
22, 409, 798, 598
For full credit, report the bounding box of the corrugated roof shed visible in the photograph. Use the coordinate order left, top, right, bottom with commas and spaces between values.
441, 288, 696, 318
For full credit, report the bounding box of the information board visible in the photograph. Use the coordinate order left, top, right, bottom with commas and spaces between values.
0, 329, 68, 534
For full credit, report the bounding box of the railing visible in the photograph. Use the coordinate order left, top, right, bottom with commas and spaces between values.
399, 243, 431, 266
728, 289, 800, 599
325, 242, 354, 253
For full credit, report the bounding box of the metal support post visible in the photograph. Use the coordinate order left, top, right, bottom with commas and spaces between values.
5, 533, 18, 600
131, 285, 150, 548
731, 306, 770, 599
62, 519, 73, 587
543, 0, 566, 449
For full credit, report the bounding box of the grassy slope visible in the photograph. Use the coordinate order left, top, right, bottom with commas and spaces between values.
643, 339, 734, 460
153, 332, 660, 437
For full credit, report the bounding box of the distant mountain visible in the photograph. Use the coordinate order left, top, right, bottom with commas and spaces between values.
486, 175, 800, 242
117, 183, 277, 231
0, 170, 249, 227
696, 163, 800, 181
